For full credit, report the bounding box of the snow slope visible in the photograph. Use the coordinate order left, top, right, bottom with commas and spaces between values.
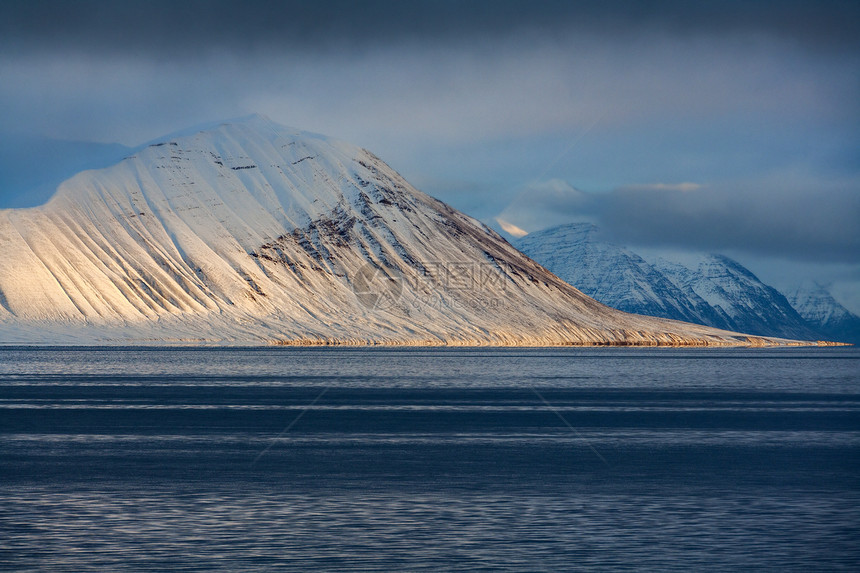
787, 282, 860, 344
0, 116, 802, 345
516, 223, 820, 341
652, 255, 820, 340
515, 224, 724, 325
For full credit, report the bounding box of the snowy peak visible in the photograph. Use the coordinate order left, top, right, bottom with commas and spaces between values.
787, 282, 860, 344
652, 254, 818, 340
1, 117, 436, 324
515, 224, 720, 324
0, 119, 809, 346
516, 223, 822, 341
89, 116, 366, 236
787, 282, 852, 325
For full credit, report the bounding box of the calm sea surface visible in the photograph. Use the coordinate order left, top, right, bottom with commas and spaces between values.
1, 347, 858, 571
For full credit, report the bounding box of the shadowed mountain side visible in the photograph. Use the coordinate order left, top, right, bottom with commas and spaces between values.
787, 283, 860, 345
516, 223, 825, 342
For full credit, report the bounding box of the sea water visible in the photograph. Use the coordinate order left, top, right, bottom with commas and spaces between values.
1, 347, 858, 571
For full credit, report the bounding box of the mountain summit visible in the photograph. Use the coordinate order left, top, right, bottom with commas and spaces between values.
0, 117, 803, 345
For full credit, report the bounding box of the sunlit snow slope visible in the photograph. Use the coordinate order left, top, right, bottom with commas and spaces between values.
0, 116, 803, 345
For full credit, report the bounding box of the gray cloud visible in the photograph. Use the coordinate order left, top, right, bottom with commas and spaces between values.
601, 180, 860, 262
1, 0, 857, 152
2, 28, 856, 146
1, 1, 858, 58
498, 174, 860, 263
1, 0, 857, 304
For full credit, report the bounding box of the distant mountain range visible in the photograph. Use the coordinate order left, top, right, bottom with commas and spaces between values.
515, 223, 858, 344
0, 116, 785, 346
786, 282, 860, 344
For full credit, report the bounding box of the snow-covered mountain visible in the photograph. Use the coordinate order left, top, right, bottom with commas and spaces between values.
652, 255, 819, 340
514, 224, 724, 325
516, 223, 821, 341
0, 116, 798, 346
787, 283, 860, 344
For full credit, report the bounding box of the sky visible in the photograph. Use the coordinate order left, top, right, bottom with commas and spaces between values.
1, 0, 858, 311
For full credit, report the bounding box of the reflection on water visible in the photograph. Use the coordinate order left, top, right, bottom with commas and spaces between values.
1, 347, 858, 571
3, 487, 858, 572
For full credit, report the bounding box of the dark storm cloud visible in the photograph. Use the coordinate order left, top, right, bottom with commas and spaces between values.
599, 181, 860, 262
499, 176, 860, 263
1, 0, 858, 57
1, 0, 857, 282
2, 0, 857, 145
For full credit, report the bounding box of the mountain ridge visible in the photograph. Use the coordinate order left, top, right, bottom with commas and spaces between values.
515, 223, 827, 342
787, 282, 860, 345
0, 118, 816, 346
